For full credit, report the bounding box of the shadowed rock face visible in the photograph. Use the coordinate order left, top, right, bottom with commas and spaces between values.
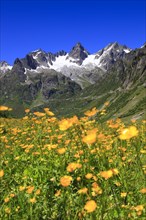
20, 54, 38, 70
68, 42, 89, 65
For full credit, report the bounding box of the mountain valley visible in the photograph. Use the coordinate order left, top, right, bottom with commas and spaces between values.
0, 42, 146, 120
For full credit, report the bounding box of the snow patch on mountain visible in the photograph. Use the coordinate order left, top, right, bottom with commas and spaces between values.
50, 54, 78, 71
0, 61, 12, 73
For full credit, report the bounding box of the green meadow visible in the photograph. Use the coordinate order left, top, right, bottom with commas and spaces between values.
0, 105, 146, 220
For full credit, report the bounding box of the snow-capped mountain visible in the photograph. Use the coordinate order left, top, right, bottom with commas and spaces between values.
0, 42, 145, 119
0, 61, 12, 74
28, 42, 130, 72
0, 42, 132, 87
82, 42, 131, 70
4, 42, 130, 86
6, 42, 130, 73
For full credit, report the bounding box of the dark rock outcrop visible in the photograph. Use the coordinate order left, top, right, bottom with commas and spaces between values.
68, 42, 89, 65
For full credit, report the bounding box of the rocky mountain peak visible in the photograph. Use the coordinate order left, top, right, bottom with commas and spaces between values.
104, 42, 130, 52
94, 42, 131, 70
14, 58, 22, 65
55, 50, 67, 57
141, 42, 146, 49
0, 61, 8, 66
68, 42, 89, 65
0, 61, 12, 74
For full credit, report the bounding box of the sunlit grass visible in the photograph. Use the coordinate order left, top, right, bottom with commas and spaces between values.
0, 105, 146, 219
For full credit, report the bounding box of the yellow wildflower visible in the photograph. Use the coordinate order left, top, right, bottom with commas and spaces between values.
25, 109, 30, 113
119, 126, 139, 140
140, 188, 146, 194
26, 186, 34, 194
0, 106, 9, 111
58, 119, 72, 131
33, 112, 45, 117
84, 107, 98, 117
29, 197, 36, 203
78, 187, 88, 194
10, 193, 15, 198
121, 192, 127, 197
104, 101, 110, 106
111, 168, 119, 175
19, 186, 25, 191
59, 116, 78, 131
4, 197, 10, 203
35, 189, 41, 195
0, 170, 4, 177
92, 182, 102, 195
82, 129, 97, 145
60, 176, 72, 187
67, 162, 82, 172
55, 190, 61, 197
57, 148, 66, 154
84, 200, 97, 213
77, 177, 81, 181
5, 207, 11, 214
44, 108, 54, 116
134, 205, 144, 212
85, 173, 93, 179
100, 170, 113, 179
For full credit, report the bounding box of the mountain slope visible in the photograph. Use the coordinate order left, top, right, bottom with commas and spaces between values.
31, 44, 146, 121
0, 42, 145, 120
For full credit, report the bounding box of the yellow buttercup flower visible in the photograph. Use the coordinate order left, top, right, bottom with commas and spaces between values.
134, 205, 144, 212
29, 197, 36, 203
0, 170, 4, 177
0, 106, 9, 111
140, 188, 146, 194
33, 112, 45, 117
60, 176, 72, 187
35, 189, 41, 195
58, 119, 72, 131
19, 186, 25, 191
55, 190, 61, 197
92, 182, 102, 195
78, 187, 88, 194
57, 148, 66, 154
84, 200, 97, 213
26, 186, 34, 194
5, 207, 11, 214
119, 126, 139, 140
10, 193, 15, 198
82, 129, 97, 145
67, 162, 82, 172
121, 192, 127, 197
76, 177, 81, 181
100, 170, 113, 179
111, 168, 119, 175
44, 108, 54, 116
25, 109, 30, 113
85, 173, 93, 179
4, 197, 10, 203
58, 116, 79, 131
104, 101, 110, 106
100, 168, 119, 180
84, 107, 98, 117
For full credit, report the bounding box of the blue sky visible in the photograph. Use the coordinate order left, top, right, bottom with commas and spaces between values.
0, 0, 145, 64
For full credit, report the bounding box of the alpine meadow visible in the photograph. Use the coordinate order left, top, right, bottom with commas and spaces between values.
0, 0, 146, 219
